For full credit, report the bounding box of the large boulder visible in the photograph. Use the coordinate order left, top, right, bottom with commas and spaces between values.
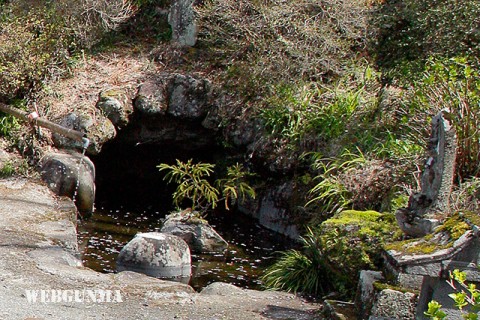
116, 232, 191, 282
369, 289, 417, 320
160, 211, 228, 253
239, 182, 299, 239
40, 151, 95, 217
52, 112, 116, 155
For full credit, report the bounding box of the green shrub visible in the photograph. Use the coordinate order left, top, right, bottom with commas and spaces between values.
0, 114, 21, 137
0, 6, 75, 99
425, 269, 480, 319
374, 0, 480, 74
306, 149, 366, 216
0, 1, 138, 101
158, 159, 255, 214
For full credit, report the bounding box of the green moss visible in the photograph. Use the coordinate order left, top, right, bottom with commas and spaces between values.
323, 210, 396, 237
384, 239, 441, 255
385, 212, 473, 255
436, 213, 471, 241
100, 89, 124, 100
325, 210, 382, 223
373, 281, 418, 294
460, 211, 480, 228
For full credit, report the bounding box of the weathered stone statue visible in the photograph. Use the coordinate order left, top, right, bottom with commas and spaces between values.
396, 110, 457, 237
168, 0, 197, 47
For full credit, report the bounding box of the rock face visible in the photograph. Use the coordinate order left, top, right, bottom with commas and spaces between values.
134, 73, 212, 120
128, 73, 216, 149
160, 211, 228, 253
116, 232, 192, 282
239, 182, 299, 239
369, 289, 417, 320
40, 151, 96, 216
355, 270, 384, 320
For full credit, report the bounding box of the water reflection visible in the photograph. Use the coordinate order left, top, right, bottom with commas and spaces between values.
77, 208, 292, 291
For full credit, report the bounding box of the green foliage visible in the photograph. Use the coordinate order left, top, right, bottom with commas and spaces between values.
260, 63, 380, 152
262, 210, 397, 298
261, 227, 338, 296
413, 57, 480, 180
158, 159, 255, 214
158, 159, 219, 211
374, 0, 480, 75
215, 163, 256, 210
0, 5, 76, 99
425, 301, 447, 320
369, 130, 423, 160
306, 149, 366, 216
0, 114, 21, 137
261, 81, 363, 146
426, 269, 480, 319
0, 158, 31, 178
0, 161, 15, 178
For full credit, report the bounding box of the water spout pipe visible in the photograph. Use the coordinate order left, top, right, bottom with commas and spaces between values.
0, 102, 86, 143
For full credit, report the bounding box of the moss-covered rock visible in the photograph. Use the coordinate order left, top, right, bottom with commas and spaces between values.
385, 212, 474, 255
318, 210, 398, 297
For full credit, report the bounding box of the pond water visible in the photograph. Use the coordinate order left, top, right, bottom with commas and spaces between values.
77, 205, 292, 291
82, 141, 294, 291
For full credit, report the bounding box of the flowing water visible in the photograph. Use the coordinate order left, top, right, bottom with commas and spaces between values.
77, 205, 291, 291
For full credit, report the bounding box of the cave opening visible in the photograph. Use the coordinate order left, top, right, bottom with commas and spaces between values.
78, 121, 291, 291
90, 138, 222, 214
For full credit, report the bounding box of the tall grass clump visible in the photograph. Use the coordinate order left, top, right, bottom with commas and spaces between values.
262, 227, 339, 297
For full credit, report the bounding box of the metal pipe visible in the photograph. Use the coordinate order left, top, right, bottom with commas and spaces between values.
0, 102, 86, 143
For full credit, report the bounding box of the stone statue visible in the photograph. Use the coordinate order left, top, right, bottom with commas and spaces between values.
396, 111, 457, 237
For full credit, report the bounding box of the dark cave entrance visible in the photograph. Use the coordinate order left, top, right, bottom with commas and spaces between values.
90, 139, 222, 213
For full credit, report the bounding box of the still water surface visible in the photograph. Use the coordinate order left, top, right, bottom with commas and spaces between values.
77, 207, 291, 291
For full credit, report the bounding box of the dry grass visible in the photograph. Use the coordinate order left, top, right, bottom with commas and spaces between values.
36, 50, 158, 121
195, 0, 375, 88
